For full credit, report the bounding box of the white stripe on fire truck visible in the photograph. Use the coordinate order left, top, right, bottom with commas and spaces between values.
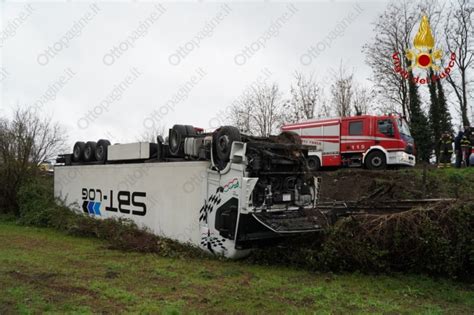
341, 139, 394, 143
341, 136, 395, 141
283, 120, 340, 129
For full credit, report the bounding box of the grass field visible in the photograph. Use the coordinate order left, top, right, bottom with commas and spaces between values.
0, 222, 473, 314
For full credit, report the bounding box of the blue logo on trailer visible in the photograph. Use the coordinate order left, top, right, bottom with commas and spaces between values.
82, 201, 101, 216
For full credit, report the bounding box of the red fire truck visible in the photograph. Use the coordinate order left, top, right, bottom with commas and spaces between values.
282, 114, 416, 170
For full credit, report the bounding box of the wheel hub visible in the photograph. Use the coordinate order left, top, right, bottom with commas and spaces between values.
372, 157, 382, 166
218, 135, 230, 153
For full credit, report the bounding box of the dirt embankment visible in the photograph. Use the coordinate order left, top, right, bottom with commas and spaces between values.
317, 168, 474, 202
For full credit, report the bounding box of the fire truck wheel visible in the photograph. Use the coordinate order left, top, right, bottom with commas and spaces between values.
169, 124, 187, 157
365, 151, 386, 170
72, 141, 86, 162
95, 139, 110, 163
213, 126, 241, 170
278, 131, 302, 145
84, 141, 97, 162
306, 156, 321, 171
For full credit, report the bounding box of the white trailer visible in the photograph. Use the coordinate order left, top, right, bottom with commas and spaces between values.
55, 125, 325, 259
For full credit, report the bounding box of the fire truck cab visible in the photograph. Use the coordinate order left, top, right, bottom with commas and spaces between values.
282, 114, 416, 170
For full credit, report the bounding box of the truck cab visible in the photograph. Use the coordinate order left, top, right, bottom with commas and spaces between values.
341, 115, 415, 169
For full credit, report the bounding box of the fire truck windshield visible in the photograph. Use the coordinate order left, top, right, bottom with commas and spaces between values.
397, 118, 411, 137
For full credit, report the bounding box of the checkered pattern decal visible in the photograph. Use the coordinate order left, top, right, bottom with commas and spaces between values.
199, 186, 228, 254
200, 233, 227, 253
199, 187, 223, 223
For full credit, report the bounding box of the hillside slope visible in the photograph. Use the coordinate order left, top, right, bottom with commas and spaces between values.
1, 222, 473, 314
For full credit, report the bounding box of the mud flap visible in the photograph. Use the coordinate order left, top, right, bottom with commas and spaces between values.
251, 209, 326, 234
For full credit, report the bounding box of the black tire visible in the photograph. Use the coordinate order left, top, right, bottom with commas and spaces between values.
84, 141, 97, 162
306, 156, 321, 171
212, 126, 241, 170
278, 131, 302, 145
365, 151, 386, 170
155, 141, 163, 160
184, 125, 196, 136
169, 124, 187, 157
95, 139, 110, 163
72, 141, 86, 162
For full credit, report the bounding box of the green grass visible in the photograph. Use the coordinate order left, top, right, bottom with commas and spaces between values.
0, 222, 473, 314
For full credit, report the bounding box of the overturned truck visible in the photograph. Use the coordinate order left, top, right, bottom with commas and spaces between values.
55, 125, 326, 258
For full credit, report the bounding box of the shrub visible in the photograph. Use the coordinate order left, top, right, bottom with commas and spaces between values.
0, 108, 66, 215
319, 202, 474, 277
17, 177, 57, 227
251, 202, 474, 279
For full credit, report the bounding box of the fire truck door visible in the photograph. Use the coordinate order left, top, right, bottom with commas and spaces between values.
375, 118, 399, 148
341, 118, 372, 153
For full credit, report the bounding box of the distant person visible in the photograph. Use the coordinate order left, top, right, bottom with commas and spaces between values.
438, 132, 453, 168
461, 126, 471, 167
454, 130, 464, 168
466, 126, 474, 166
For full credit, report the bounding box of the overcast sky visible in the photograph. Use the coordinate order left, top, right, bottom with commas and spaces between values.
2, 1, 405, 147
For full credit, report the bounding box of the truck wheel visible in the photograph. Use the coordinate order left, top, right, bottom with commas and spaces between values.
169, 124, 187, 157
278, 131, 302, 145
72, 141, 86, 162
155, 141, 163, 160
185, 125, 196, 136
84, 141, 97, 162
95, 139, 110, 163
213, 126, 241, 170
306, 156, 321, 171
365, 151, 386, 170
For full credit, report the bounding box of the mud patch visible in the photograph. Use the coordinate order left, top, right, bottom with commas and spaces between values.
317, 168, 471, 202
7, 270, 58, 283
6, 270, 98, 297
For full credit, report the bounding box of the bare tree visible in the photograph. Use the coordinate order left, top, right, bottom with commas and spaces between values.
229, 82, 283, 136
137, 125, 167, 143
353, 84, 374, 115
252, 83, 283, 136
331, 62, 354, 117
317, 99, 333, 118
285, 72, 323, 123
0, 109, 66, 164
363, 1, 419, 119
230, 97, 254, 134
444, 0, 473, 126
0, 108, 66, 214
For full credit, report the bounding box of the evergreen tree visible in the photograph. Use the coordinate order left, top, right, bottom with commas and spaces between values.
428, 70, 441, 162
436, 79, 452, 136
408, 72, 431, 162
428, 68, 454, 162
